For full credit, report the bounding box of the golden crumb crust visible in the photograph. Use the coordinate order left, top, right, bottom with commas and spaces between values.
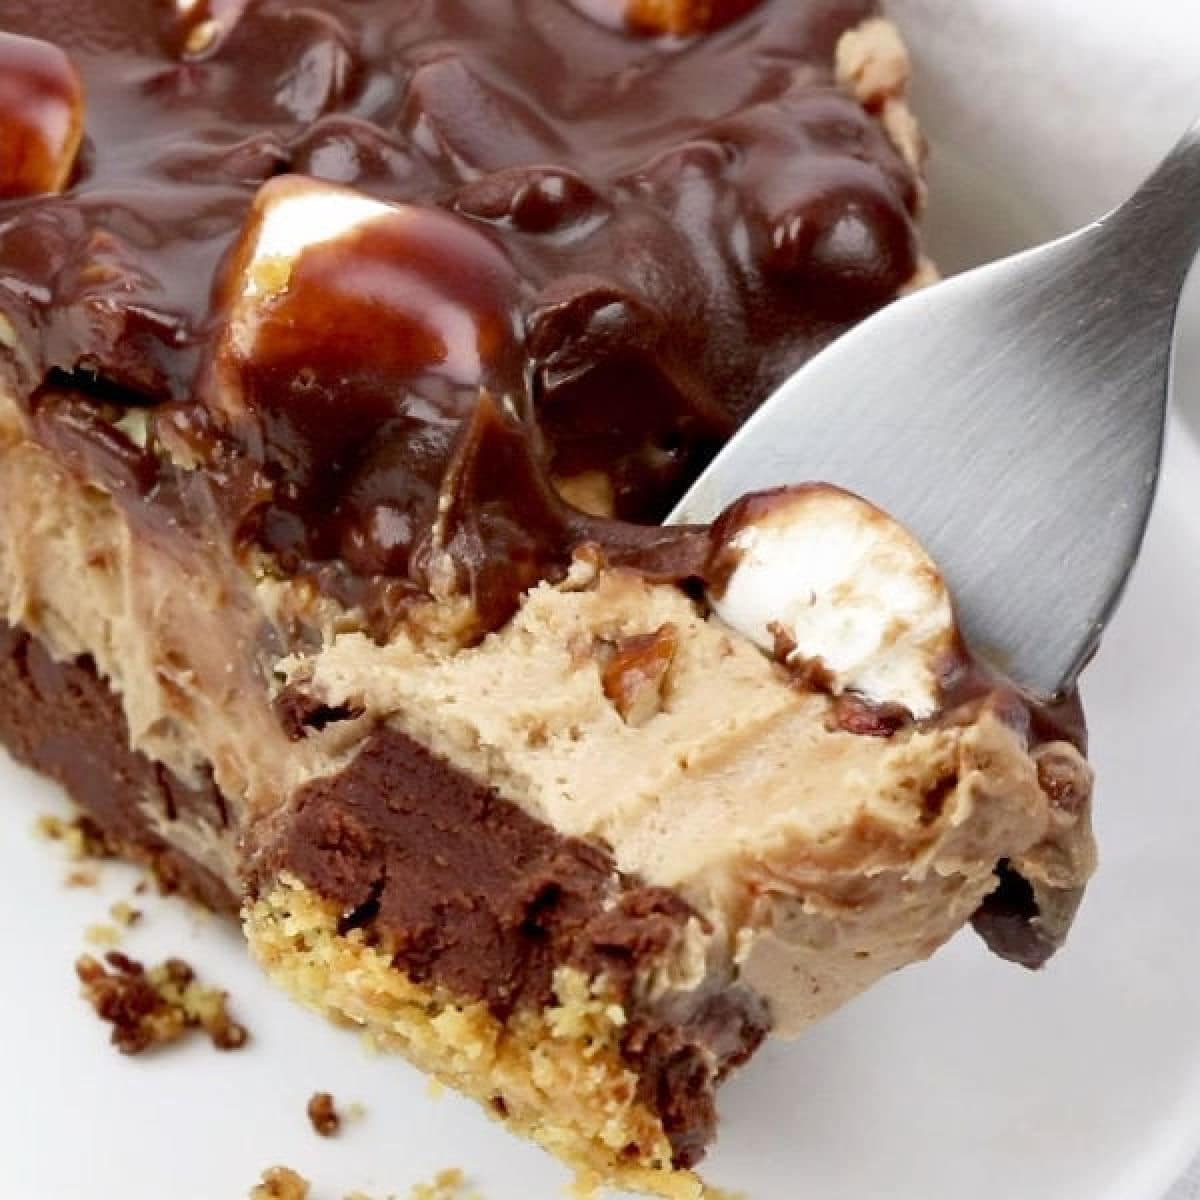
245, 876, 705, 1199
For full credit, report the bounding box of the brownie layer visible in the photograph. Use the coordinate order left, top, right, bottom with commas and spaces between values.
269, 726, 697, 1018
0, 620, 236, 913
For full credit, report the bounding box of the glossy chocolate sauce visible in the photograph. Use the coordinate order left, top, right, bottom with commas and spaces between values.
0, 0, 920, 634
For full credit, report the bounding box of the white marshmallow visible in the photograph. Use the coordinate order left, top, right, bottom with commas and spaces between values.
710, 486, 954, 717
222, 178, 399, 363
240, 180, 394, 300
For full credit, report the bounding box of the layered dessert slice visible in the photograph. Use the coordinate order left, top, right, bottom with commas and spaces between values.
0, 1, 1095, 1195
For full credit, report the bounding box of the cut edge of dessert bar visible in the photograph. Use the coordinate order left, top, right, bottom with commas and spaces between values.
0, 9, 1095, 1199
0, 373, 1096, 1194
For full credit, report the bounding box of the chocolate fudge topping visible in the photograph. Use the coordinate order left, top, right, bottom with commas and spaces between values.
0, 0, 920, 633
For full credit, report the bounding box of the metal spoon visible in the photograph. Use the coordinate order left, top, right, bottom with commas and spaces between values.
668, 116, 1200, 700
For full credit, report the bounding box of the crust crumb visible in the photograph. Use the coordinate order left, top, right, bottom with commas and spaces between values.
307, 1091, 341, 1137
76, 951, 249, 1054
35, 811, 114, 861
343, 1169, 480, 1200
251, 1167, 311, 1200
85, 923, 123, 948
409, 1169, 479, 1200
110, 900, 143, 927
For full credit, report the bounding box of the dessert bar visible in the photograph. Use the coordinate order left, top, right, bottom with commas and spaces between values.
0, 2, 1095, 1194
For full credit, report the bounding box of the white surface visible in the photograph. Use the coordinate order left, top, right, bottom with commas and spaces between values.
3, 3, 1200, 1198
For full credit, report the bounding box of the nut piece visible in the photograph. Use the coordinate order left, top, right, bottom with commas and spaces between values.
836, 19, 926, 178
709, 485, 955, 718
601, 624, 678, 726
0, 33, 85, 198
555, 470, 616, 518
835, 18, 912, 110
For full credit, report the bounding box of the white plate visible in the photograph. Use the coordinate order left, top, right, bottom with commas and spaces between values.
3, 4, 1200, 1198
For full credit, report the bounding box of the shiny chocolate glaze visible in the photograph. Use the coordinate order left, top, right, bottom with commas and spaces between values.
0, 0, 919, 633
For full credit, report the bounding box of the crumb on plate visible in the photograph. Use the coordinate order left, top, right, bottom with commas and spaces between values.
307, 1091, 341, 1137
84, 923, 122, 948
35, 811, 113, 861
76, 950, 249, 1054
410, 1168, 479, 1200
251, 1167, 310, 1200
110, 900, 142, 926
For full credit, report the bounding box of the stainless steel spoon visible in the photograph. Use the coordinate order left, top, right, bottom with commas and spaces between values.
669, 116, 1200, 700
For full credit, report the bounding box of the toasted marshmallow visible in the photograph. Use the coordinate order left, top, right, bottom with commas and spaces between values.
221, 173, 516, 358
0, 33, 85, 199
207, 176, 519, 439
224, 177, 394, 352
709, 485, 954, 717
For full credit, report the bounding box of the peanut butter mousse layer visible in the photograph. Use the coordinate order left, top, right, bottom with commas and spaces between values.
0, 1, 1094, 1195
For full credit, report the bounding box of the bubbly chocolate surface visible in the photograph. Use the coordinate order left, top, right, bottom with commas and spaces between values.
0, 0, 920, 633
